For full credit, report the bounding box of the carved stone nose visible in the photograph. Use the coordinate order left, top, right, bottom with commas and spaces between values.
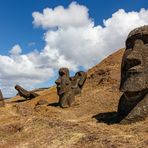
126, 48, 142, 69
125, 57, 141, 70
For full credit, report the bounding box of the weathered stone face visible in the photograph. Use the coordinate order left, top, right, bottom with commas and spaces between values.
118, 25, 148, 123
55, 68, 72, 108
120, 25, 148, 92
55, 68, 71, 95
55, 68, 87, 108
0, 89, 5, 107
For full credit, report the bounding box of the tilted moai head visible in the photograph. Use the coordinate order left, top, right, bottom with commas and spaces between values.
74, 71, 87, 88
120, 25, 148, 94
15, 85, 21, 92
118, 25, 148, 123
71, 71, 87, 95
0, 89, 5, 107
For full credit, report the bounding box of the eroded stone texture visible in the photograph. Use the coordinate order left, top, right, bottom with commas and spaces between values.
15, 85, 39, 100
0, 89, 5, 107
55, 68, 87, 108
55, 68, 73, 108
120, 94, 148, 124
118, 25, 148, 124
71, 71, 87, 95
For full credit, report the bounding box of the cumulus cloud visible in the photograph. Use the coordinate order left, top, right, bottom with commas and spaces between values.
33, 5, 148, 69
32, 2, 92, 29
0, 2, 148, 97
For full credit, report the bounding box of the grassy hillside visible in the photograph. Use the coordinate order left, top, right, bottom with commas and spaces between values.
0, 48, 147, 148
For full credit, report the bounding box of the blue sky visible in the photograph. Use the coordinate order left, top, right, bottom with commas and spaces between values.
0, 0, 148, 97
0, 0, 147, 55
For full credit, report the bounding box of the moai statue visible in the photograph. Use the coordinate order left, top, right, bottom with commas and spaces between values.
71, 71, 87, 95
0, 89, 5, 107
117, 25, 148, 124
15, 85, 39, 100
55, 68, 87, 108
55, 68, 74, 108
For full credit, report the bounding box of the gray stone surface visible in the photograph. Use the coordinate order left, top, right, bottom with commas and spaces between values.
118, 25, 148, 124
55, 68, 73, 108
55, 68, 87, 108
71, 71, 87, 95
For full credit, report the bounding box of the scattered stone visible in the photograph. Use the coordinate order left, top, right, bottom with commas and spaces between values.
36, 100, 49, 106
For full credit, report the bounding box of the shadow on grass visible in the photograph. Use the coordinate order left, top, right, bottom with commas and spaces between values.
48, 102, 59, 107
92, 111, 120, 124
11, 99, 27, 103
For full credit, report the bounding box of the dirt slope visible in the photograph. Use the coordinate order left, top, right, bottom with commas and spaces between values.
0, 49, 147, 148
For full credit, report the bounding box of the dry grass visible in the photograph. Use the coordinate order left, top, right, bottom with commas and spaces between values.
0, 49, 147, 148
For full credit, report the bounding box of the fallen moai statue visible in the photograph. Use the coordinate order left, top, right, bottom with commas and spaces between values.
117, 25, 148, 124
55, 68, 87, 108
0, 89, 5, 107
15, 85, 39, 100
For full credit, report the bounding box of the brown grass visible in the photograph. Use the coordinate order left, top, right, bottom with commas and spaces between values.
0, 49, 147, 148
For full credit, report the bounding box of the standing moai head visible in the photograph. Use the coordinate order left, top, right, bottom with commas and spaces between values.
0, 89, 5, 107
118, 25, 148, 123
120, 25, 148, 93
55, 68, 73, 108
71, 71, 87, 95
55, 68, 71, 95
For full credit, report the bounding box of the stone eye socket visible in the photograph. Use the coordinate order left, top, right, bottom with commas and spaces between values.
59, 71, 65, 76
126, 39, 144, 49
126, 40, 133, 49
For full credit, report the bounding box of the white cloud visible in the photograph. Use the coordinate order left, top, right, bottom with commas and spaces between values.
9, 44, 22, 55
32, 2, 92, 29
0, 2, 148, 97
0, 47, 53, 97
33, 5, 148, 69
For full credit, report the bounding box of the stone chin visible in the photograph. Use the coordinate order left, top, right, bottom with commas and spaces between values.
120, 73, 146, 92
